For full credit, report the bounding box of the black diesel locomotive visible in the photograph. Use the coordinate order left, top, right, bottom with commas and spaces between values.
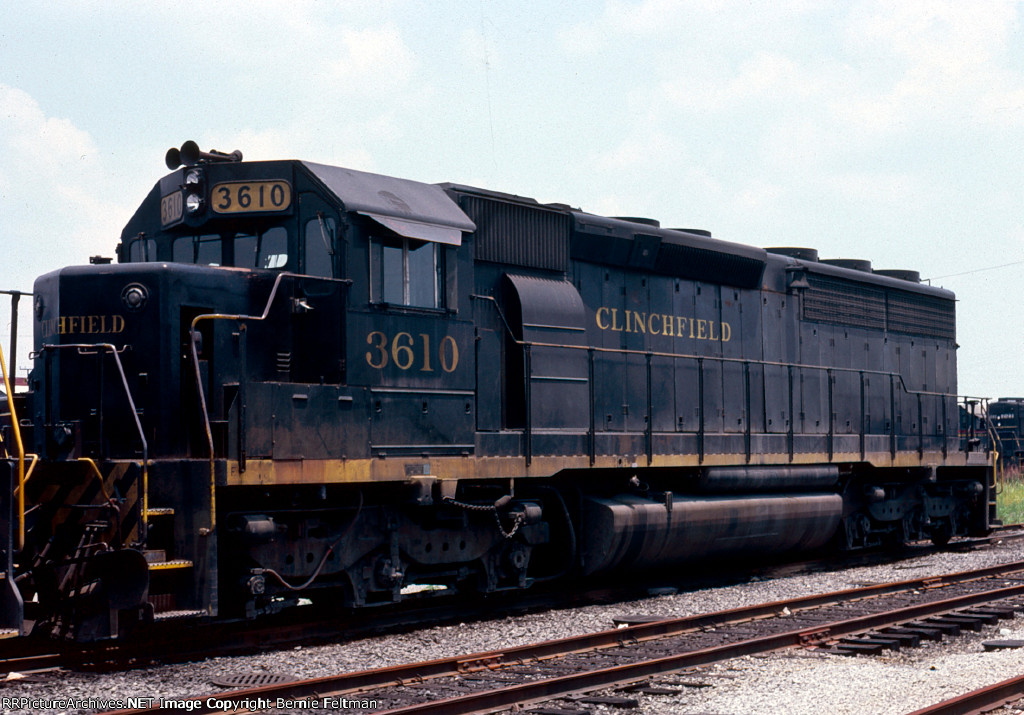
0, 142, 995, 640
989, 398, 1024, 470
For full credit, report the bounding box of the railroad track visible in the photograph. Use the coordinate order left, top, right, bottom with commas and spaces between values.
96, 557, 1024, 715
10, 529, 1013, 678
0, 634, 63, 677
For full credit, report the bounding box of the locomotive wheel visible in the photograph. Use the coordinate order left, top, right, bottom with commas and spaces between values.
841, 513, 872, 550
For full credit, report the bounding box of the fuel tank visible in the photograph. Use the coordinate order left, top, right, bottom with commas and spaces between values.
580, 492, 842, 576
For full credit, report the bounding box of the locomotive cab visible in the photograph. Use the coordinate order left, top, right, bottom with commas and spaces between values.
8, 144, 499, 635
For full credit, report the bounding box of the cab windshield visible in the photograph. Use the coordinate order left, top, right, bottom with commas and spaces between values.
171, 226, 289, 269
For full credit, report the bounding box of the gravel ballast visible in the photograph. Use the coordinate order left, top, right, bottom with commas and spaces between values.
5, 540, 1024, 714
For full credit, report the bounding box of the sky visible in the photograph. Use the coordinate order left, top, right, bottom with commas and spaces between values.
1, 0, 1023, 399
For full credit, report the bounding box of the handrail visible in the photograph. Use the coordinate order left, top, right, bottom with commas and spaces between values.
985, 409, 1004, 492
471, 293, 954, 400
39, 343, 149, 540
11, 453, 39, 495
0, 289, 31, 393
474, 293, 966, 466
188, 271, 291, 533
189, 272, 353, 534
0, 334, 25, 549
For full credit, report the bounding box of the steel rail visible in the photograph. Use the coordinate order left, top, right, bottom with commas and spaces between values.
0, 650, 64, 675
354, 581, 1024, 715
0, 535, 1000, 672
99, 560, 1024, 715
0, 536, 994, 672
904, 672, 1024, 715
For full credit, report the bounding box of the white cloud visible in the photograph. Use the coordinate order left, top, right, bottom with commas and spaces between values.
561, 0, 826, 54
213, 126, 380, 174
824, 170, 924, 205
459, 26, 499, 71
1, 85, 98, 174
327, 25, 418, 96
0, 85, 124, 284
593, 132, 687, 173
843, 1, 1024, 130
655, 52, 824, 116
850, 0, 1018, 70
734, 180, 786, 214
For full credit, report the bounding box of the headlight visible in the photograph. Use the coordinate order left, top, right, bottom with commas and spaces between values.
186, 193, 204, 213
185, 168, 203, 187
121, 283, 149, 312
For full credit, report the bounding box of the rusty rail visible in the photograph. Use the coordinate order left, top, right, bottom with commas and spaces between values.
357, 582, 1024, 715
904, 672, 1024, 715
100, 559, 1024, 715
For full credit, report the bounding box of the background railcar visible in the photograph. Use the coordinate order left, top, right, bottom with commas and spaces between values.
0, 142, 996, 640
989, 398, 1024, 472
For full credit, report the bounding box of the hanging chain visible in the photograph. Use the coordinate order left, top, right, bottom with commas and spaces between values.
442, 496, 525, 539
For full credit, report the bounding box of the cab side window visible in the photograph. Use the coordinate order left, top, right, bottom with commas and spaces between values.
304, 215, 336, 278
370, 236, 441, 308
128, 237, 157, 262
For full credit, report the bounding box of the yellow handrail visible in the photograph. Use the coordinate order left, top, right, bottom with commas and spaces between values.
988, 419, 1003, 495
0, 338, 25, 549
11, 454, 38, 494
189, 271, 292, 533
76, 457, 114, 503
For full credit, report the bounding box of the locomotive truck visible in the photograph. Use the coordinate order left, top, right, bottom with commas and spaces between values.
0, 142, 995, 640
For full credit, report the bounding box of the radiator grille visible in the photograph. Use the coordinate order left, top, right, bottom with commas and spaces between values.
887, 291, 956, 339
463, 196, 569, 271
803, 275, 886, 330
803, 273, 955, 339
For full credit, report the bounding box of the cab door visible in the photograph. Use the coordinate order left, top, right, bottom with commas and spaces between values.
293, 193, 345, 384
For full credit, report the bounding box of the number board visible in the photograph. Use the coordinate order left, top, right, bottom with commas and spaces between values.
212, 180, 292, 214
160, 192, 183, 226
